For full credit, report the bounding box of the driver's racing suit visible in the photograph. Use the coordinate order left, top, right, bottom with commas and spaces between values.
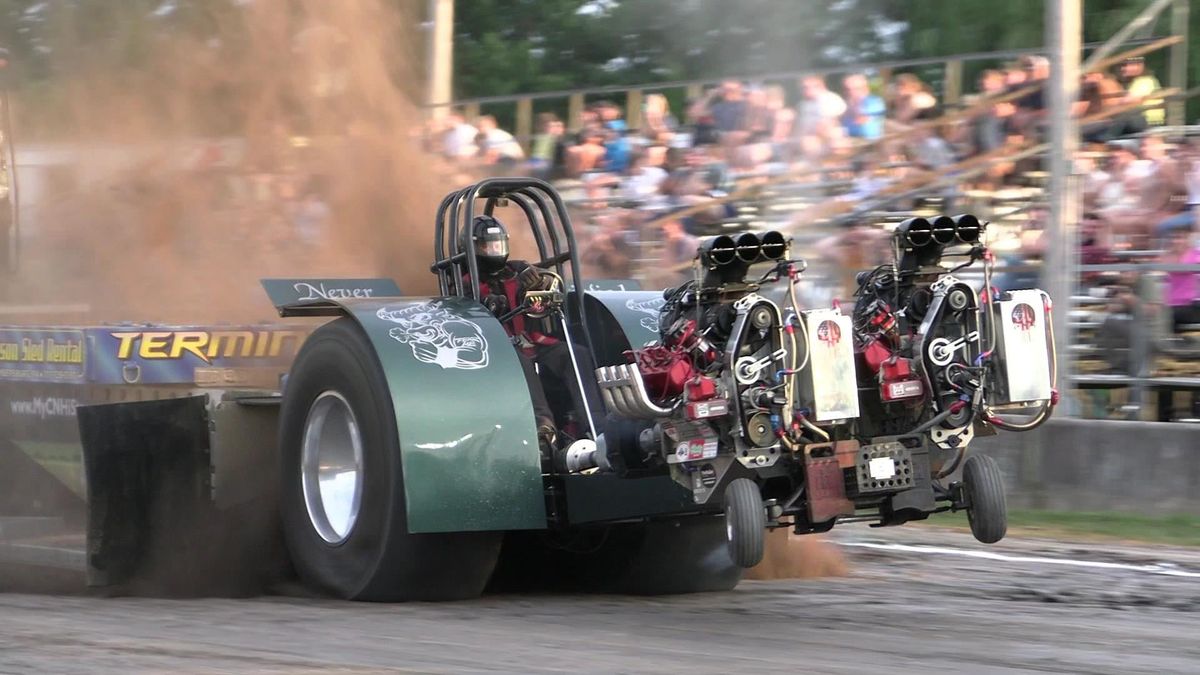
474, 261, 593, 439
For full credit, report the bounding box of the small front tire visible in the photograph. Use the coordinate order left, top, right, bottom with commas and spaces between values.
963, 453, 1007, 544
724, 478, 766, 568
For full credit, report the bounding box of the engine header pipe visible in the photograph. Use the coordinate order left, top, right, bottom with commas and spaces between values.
734, 232, 762, 264
760, 230, 788, 261
897, 217, 933, 248
702, 235, 738, 267
931, 215, 957, 246
951, 214, 982, 243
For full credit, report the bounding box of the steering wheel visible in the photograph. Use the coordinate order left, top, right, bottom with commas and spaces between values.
523, 268, 565, 319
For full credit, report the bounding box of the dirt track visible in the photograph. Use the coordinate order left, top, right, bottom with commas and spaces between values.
1, 526, 1197, 674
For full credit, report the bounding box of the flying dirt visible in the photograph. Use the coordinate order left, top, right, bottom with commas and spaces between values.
7, 0, 453, 323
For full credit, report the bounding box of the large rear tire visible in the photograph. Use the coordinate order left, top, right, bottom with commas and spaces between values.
279, 317, 502, 601
963, 453, 1007, 544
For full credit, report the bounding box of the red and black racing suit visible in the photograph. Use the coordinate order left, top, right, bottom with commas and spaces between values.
475, 262, 593, 436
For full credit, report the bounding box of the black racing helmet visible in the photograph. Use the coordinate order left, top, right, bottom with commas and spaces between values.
460, 214, 510, 272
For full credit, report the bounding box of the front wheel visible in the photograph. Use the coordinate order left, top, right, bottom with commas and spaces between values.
279, 317, 502, 601
724, 478, 766, 568
963, 453, 1007, 544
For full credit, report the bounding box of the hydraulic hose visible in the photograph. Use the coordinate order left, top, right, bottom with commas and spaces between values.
910, 406, 955, 435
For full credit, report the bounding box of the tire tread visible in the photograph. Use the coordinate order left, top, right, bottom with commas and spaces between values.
964, 453, 1007, 544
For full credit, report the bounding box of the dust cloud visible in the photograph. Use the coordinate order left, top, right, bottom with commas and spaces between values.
9, 0, 462, 324
746, 530, 849, 580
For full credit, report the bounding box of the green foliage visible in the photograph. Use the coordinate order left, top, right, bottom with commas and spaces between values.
0, 1, 1194, 120
453, 0, 908, 99
454, 0, 1197, 121
898, 0, 1195, 117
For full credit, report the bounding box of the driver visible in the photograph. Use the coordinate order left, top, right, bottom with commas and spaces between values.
460, 215, 592, 457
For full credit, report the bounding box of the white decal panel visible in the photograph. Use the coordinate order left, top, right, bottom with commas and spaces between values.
626, 297, 666, 332
377, 302, 490, 370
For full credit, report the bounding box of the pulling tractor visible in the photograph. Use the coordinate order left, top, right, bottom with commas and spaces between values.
0, 178, 1056, 600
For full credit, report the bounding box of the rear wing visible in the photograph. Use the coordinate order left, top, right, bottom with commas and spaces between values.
261, 278, 402, 317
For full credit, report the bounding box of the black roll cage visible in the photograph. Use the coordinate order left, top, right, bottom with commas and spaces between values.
431, 177, 595, 356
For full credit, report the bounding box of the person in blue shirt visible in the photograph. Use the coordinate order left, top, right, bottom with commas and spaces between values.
603, 122, 632, 173
841, 73, 886, 140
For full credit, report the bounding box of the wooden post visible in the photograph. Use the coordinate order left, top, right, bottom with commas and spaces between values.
515, 96, 533, 150
942, 59, 963, 108
1045, 0, 1082, 415
626, 89, 644, 130
426, 0, 454, 121
1168, 0, 1189, 126
567, 92, 585, 131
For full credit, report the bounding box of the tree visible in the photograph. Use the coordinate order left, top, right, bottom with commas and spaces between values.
452, 0, 907, 99
453, 0, 1197, 121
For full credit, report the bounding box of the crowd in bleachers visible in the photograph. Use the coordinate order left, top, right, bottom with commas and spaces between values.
419, 56, 1178, 281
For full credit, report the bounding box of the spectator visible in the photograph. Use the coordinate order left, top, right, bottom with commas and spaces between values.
640, 93, 678, 142
889, 73, 937, 126
475, 115, 525, 167
565, 125, 609, 178
708, 79, 749, 135
1096, 136, 1183, 247
1003, 60, 1028, 90
794, 75, 847, 159
838, 155, 890, 204
1118, 56, 1164, 127
528, 113, 565, 179
1077, 70, 1136, 143
840, 73, 886, 140
661, 148, 737, 235
1156, 141, 1200, 238
744, 86, 774, 138
1096, 283, 1138, 375
764, 85, 795, 155
970, 69, 1016, 155
1161, 225, 1200, 333
731, 86, 776, 170
597, 102, 633, 173
441, 110, 478, 160
994, 225, 1046, 292
1011, 55, 1050, 135
575, 108, 601, 143
620, 150, 669, 205
580, 210, 635, 278
1079, 211, 1118, 281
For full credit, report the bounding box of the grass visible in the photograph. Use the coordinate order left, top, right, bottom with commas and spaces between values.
925, 509, 1200, 548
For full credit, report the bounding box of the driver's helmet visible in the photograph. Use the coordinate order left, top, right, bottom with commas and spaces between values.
461, 215, 510, 273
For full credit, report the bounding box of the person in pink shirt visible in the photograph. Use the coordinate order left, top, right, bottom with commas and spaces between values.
1162, 226, 1200, 332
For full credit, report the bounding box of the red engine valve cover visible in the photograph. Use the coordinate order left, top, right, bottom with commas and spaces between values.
860, 338, 892, 374
685, 375, 718, 401
629, 346, 696, 401
879, 356, 912, 381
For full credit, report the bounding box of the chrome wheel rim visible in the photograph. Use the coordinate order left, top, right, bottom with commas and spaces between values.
301, 391, 364, 545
